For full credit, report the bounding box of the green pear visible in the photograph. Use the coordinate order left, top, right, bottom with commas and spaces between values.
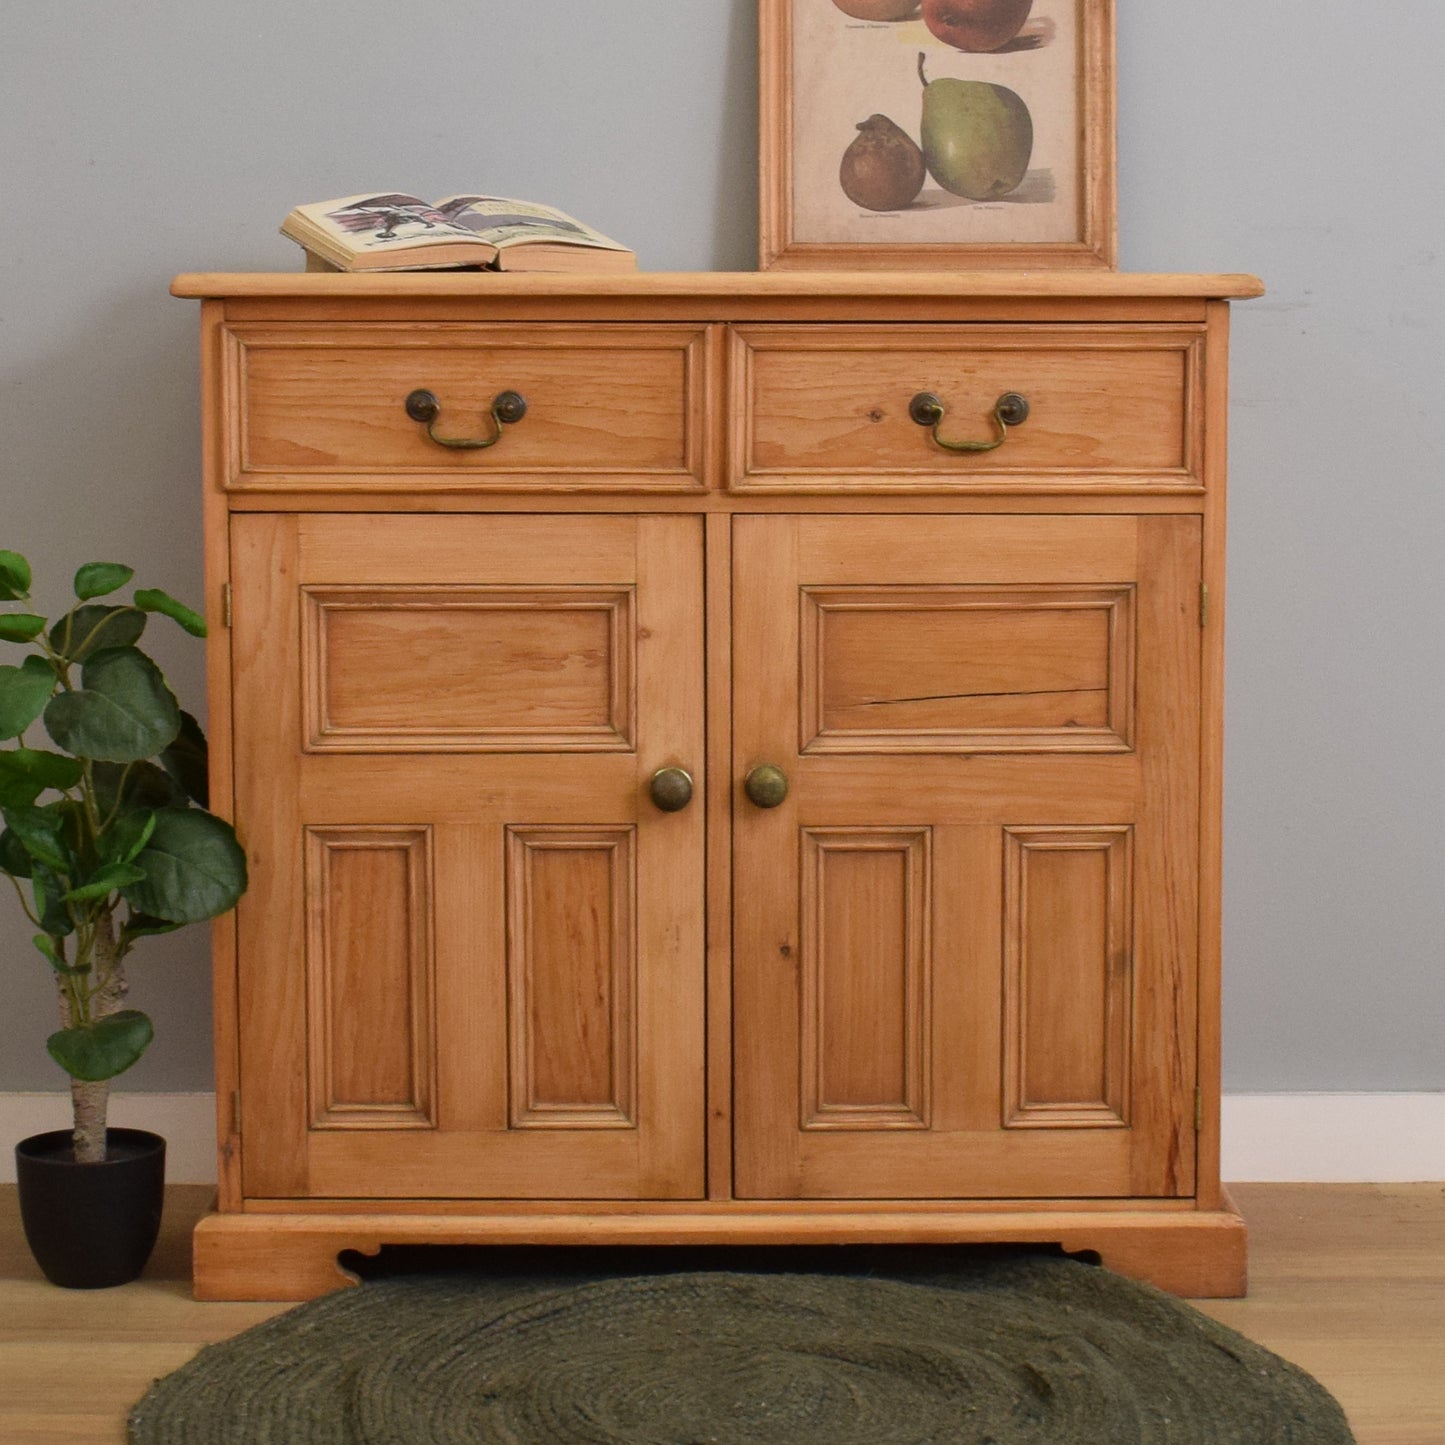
917, 53, 1033, 200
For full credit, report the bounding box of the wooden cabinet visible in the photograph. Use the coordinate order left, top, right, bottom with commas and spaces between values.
174, 270, 1261, 1302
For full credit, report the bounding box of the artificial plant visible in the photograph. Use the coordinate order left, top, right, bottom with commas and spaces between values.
0, 548, 246, 1163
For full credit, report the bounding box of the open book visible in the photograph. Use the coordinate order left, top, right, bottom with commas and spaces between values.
280, 193, 637, 273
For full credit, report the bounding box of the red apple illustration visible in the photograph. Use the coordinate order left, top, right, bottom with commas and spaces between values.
831, 0, 921, 18
920, 0, 1032, 52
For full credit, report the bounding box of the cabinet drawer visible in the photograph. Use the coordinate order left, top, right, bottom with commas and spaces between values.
729, 325, 1203, 493
223, 323, 710, 492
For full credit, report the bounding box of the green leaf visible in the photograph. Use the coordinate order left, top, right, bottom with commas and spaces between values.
0, 655, 56, 738
121, 807, 247, 924
0, 747, 84, 808
0, 551, 31, 601
158, 710, 209, 807
43, 646, 181, 762
0, 613, 46, 643
32, 933, 88, 976
30, 863, 75, 937
120, 910, 182, 944
134, 588, 207, 639
62, 861, 148, 904
2, 803, 71, 873
0, 748, 83, 807
74, 563, 135, 601
100, 806, 156, 866
0, 827, 32, 878
46, 1010, 154, 1082
93, 760, 187, 816
49, 604, 146, 664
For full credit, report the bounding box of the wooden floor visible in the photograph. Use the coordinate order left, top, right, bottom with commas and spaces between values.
1, 1183, 1440, 1443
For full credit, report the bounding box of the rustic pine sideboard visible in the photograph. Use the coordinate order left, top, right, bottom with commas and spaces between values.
171, 270, 1262, 1300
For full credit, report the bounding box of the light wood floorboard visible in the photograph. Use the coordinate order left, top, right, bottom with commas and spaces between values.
0, 1182, 1440, 1443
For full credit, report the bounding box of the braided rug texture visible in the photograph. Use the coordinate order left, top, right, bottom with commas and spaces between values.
130, 1254, 1354, 1444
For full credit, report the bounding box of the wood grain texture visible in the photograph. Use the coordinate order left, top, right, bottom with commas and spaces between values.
801, 583, 1134, 753
229, 514, 706, 1201
303, 585, 634, 752
800, 828, 932, 1130
228, 323, 708, 491
732, 513, 1199, 1202
704, 514, 735, 1200
305, 826, 435, 1129
1196, 301, 1232, 1210
506, 827, 636, 1128
200, 299, 243, 1212
731, 325, 1201, 491
188, 1201, 1246, 1301
1003, 826, 1133, 1128
172, 272, 1265, 301
185, 276, 1246, 1296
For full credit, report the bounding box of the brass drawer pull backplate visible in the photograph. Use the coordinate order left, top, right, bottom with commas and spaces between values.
404, 388, 529, 450
909, 391, 1029, 454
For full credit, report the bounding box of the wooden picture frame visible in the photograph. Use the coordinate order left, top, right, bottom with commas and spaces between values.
760, 0, 1117, 270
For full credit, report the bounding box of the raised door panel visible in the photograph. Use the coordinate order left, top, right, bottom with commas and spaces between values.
231, 514, 705, 1200
732, 514, 1200, 1201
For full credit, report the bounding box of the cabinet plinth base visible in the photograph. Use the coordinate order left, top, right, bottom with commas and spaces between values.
193, 1199, 1247, 1302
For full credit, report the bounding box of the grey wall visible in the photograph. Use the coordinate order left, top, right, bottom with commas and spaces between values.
2, 3, 1441, 1094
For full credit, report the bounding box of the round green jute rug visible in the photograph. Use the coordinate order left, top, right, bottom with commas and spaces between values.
129, 1253, 1355, 1444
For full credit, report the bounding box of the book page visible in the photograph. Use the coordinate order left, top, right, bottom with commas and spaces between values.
293, 194, 481, 254
436, 196, 630, 252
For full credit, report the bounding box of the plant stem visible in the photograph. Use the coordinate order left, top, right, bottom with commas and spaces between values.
4, 871, 40, 928
67, 904, 127, 1163
70, 1079, 110, 1164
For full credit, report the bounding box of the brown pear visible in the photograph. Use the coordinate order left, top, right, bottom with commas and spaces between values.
839, 114, 926, 212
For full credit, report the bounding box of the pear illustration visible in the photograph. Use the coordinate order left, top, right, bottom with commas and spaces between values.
917, 52, 1033, 200
840, 114, 927, 211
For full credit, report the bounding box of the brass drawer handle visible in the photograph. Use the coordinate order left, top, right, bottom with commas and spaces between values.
404, 389, 528, 450
909, 391, 1029, 453
744, 764, 789, 810
648, 767, 694, 813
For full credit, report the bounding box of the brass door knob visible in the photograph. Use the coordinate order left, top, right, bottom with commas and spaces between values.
649, 767, 694, 813
744, 764, 789, 809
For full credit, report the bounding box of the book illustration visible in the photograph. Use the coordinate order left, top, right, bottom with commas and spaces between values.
324, 195, 464, 246
281, 193, 636, 273
325, 195, 601, 251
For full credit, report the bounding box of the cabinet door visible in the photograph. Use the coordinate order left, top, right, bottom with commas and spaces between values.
231, 514, 704, 1199
733, 515, 1200, 1200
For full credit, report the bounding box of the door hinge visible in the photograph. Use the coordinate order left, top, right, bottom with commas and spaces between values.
221, 582, 232, 628
1194, 1086, 1204, 1134
1199, 582, 1209, 629
232, 1088, 242, 1137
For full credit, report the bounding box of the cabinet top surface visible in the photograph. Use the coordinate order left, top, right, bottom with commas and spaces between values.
170, 270, 1263, 302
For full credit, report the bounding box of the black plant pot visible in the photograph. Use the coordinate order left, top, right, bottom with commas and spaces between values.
14, 1127, 166, 1289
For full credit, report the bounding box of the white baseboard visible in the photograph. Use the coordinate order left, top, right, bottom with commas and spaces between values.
3, 1091, 1442, 1186
1220, 1092, 1445, 1182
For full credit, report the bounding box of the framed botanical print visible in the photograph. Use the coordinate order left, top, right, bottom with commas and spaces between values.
759, 0, 1117, 270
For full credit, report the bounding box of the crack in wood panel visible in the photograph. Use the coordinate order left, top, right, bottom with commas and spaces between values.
801, 584, 1135, 754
